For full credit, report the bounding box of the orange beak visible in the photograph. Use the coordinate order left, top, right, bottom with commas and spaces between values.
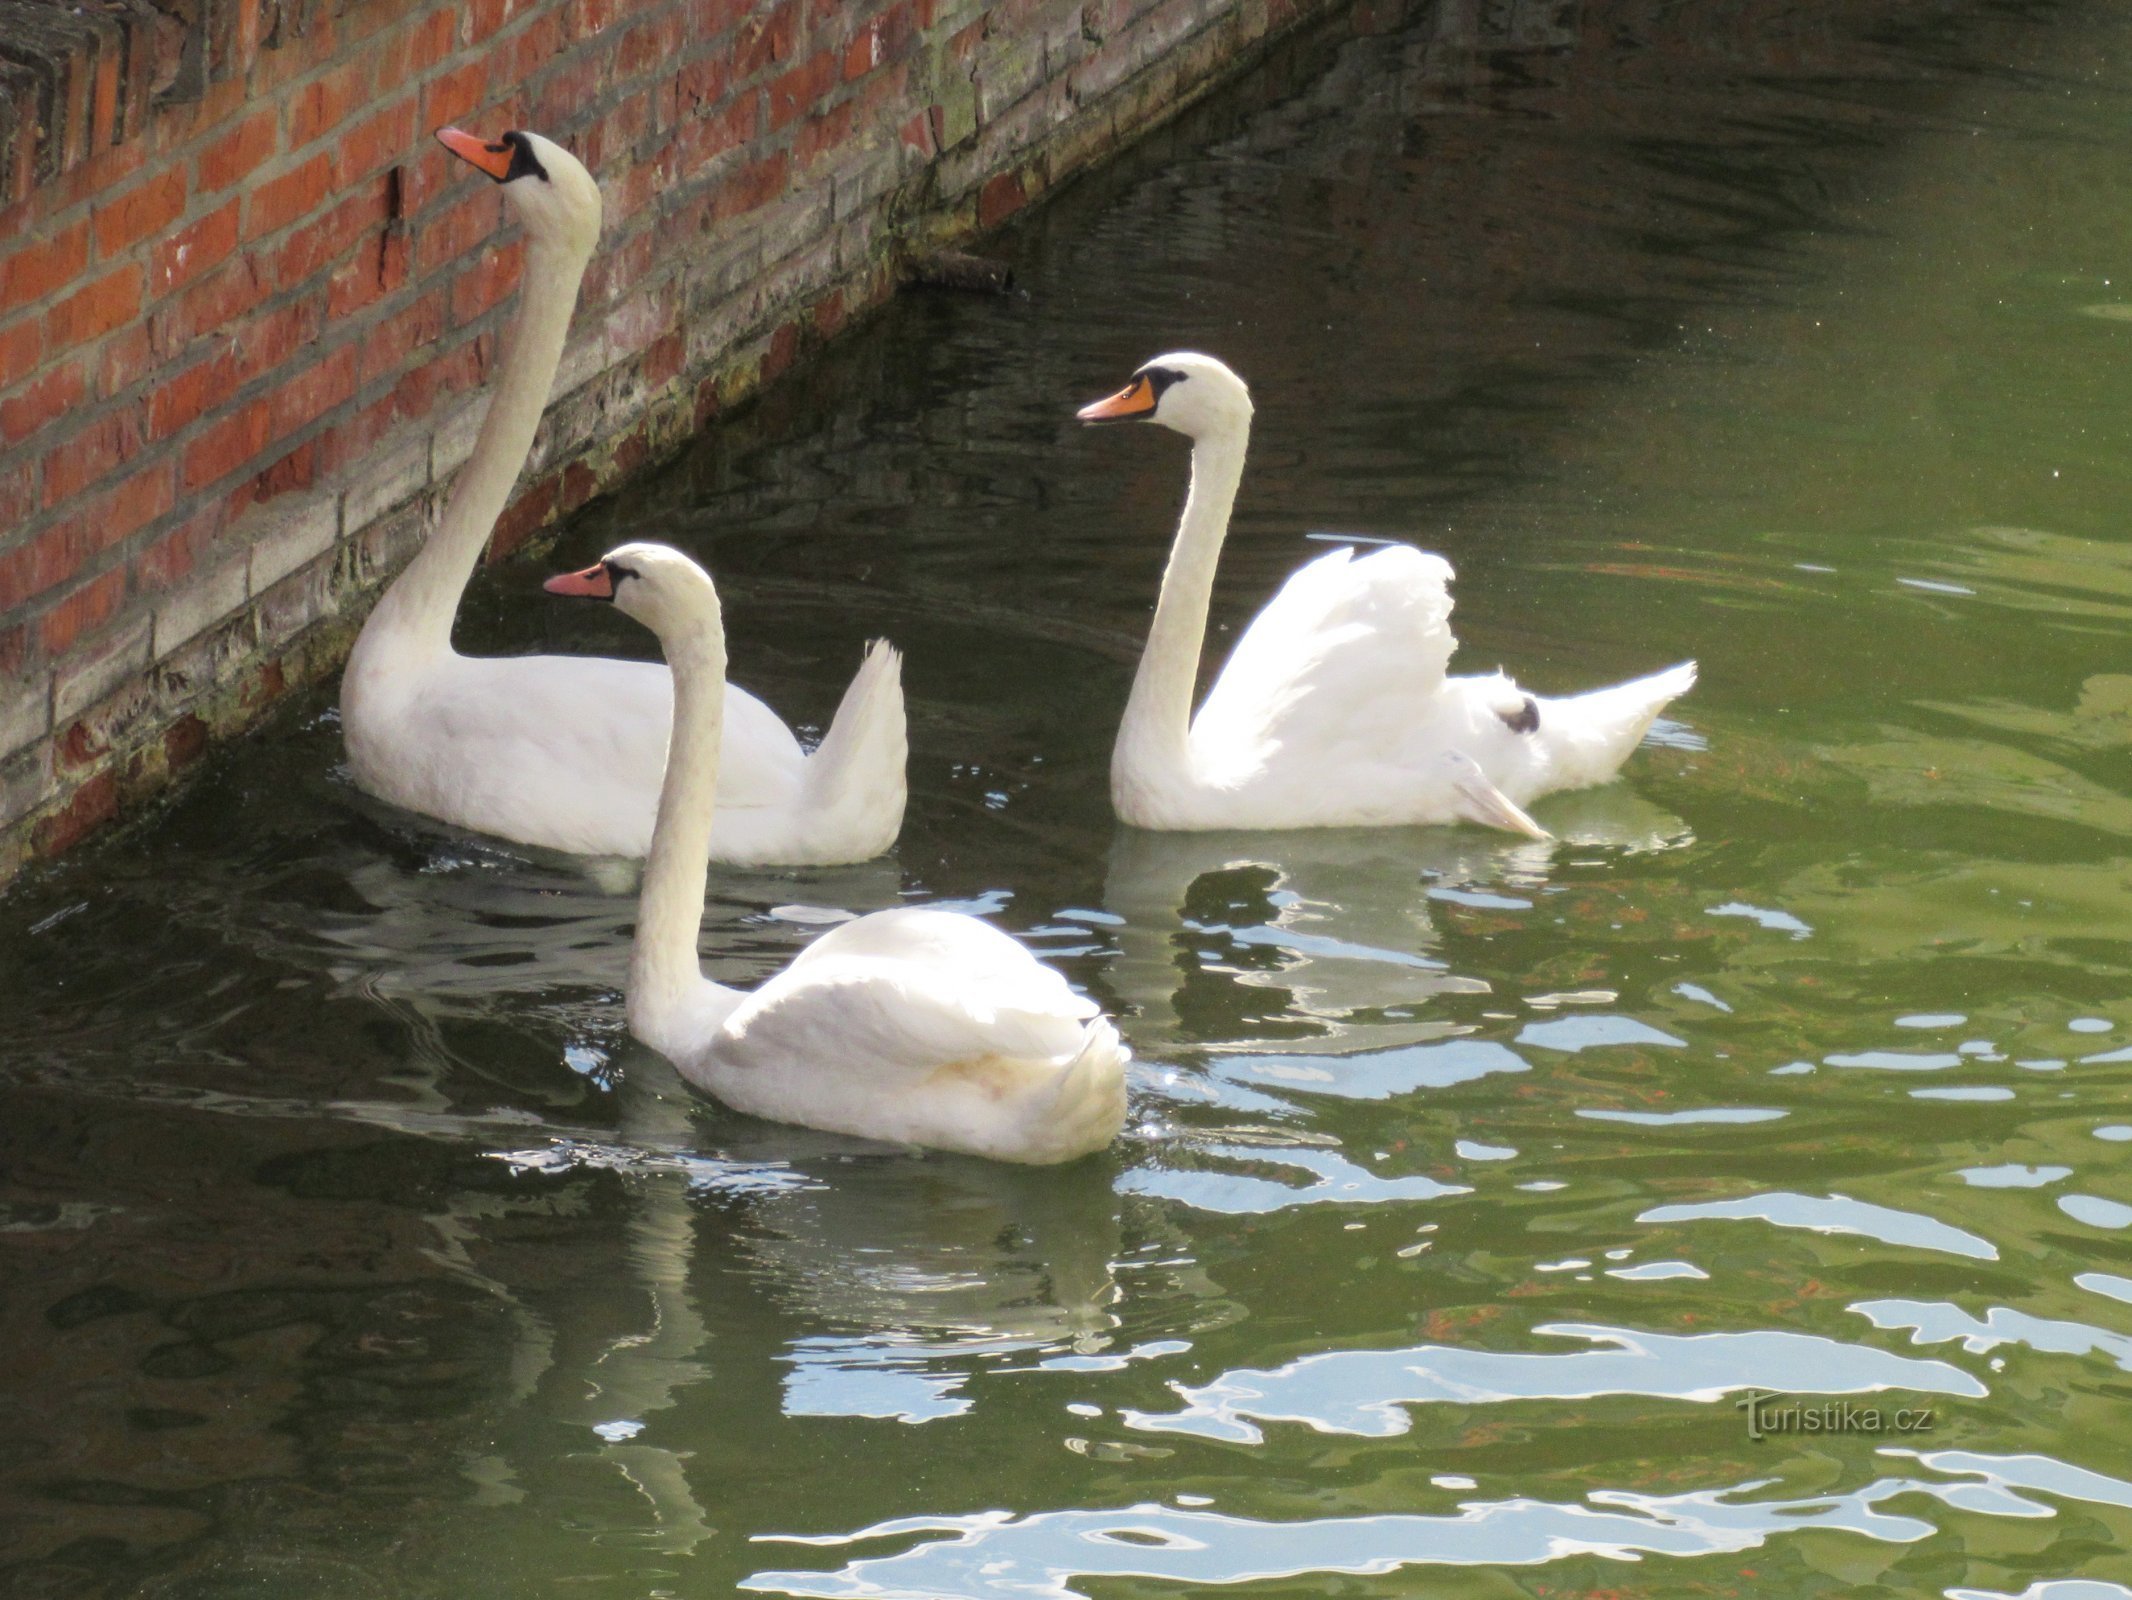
437, 126, 516, 182
1077, 374, 1157, 423
544, 563, 614, 599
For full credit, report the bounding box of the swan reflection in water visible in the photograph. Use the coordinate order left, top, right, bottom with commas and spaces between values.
1103, 784, 1692, 1059
459, 1047, 1134, 1554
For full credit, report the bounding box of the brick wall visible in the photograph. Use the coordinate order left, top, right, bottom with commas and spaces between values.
0, 0, 1353, 885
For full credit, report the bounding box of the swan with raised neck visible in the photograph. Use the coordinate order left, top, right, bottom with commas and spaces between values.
545, 543, 1130, 1165
1080, 351, 1695, 834
340, 128, 906, 865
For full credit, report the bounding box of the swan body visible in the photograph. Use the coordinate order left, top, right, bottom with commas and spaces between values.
1081, 352, 1695, 836
547, 543, 1128, 1165
341, 129, 905, 864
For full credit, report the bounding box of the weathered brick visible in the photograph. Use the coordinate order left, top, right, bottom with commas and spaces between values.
41, 404, 146, 506
424, 60, 493, 131
0, 360, 85, 444
450, 238, 524, 325
0, 315, 41, 390
1, 221, 89, 316
53, 610, 152, 724
183, 396, 273, 491
246, 494, 341, 592
244, 151, 336, 241
197, 110, 279, 194
45, 265, 143, 352
342, 431, 429, 531
289, 55, 373, 149
37, 566, 127, 657
150, 200, 242, 298
92, 168, 188, 260
0, 673, 48, 763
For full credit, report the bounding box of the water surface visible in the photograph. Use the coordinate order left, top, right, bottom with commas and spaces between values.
6, 2, 2132, 1594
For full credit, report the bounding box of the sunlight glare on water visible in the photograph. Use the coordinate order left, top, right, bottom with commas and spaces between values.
3, 2, 2132, 1595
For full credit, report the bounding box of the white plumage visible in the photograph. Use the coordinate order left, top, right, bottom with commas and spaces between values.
340, 130, 905, 864
1081, 352, 1695, 835
548, 543, 1129, 1166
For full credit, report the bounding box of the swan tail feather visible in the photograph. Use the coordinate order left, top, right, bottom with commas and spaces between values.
1034, 1019, 1130, 1163
800, 640, 908, 857
1539, 660, 1697, 789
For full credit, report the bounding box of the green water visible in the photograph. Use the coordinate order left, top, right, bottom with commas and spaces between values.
6, 2, 2132, 1594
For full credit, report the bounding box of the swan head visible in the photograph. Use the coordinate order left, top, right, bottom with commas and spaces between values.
437, 127, 603, 260
544, 542, 719, 642
1078, 351, 1253, 440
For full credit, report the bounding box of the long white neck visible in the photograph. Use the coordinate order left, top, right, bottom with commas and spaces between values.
1115, 417, 1249, 782
367, 233, 589, 656
629, 605, 744, 1057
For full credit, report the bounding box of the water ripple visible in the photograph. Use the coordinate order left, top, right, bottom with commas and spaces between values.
1120, 1323, 1985, 1444
1639, 1192, 1999, 1261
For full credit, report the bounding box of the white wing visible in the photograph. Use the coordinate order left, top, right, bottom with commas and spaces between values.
1191, 545, 1457, 779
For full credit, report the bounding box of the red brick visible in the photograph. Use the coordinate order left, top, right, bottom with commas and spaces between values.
42, 404, 145, 506
488, 470, 557, 558
245, 152, 336, 241
156, 256, 269, 353
289, 56, 372, 150
197, 110, 279, 194
391, 325, 485, 429
761, 316, 800, 385
149, 349, 239, 440
0, 520, 84, 611
506, 12, 568, 95
183, 396, 272, 490
34, 768, 120, 858
979, 169, 1028, 229
561, 458, 597, 512
92, 169, 188, 260
451, 239, 523, 325
1, 361, 85, 444
424, 60, 492, 132
466, 0, 518, 46
769, 50, 838, 131
396, 5, 463, 72
340, 95, 420, 186
677, 55, 729, 114
734, 2, 798, 77
35, 565, 126, 655
844, 23, 882, 81
357, 288, 447, 386
0, 458, 32, 526
45, 264, 142, 352
166, 713, 209, 769
97, 322, 157, 398
134, 495, 233, 592
267, 344, 357, 439
318, 391, 403, 478
149, 200, 241, 297
795, 100, 856, 166
2, 221, 90, 315
0, 315, 41, 391
644, 330, 684, 388
568, 0, 620, 36
253, 438, 318, 502
616, 13, 675, 79
712, 151, 789, 222
327, 224, 410, 318
416, 184, 504, 275
273, 177, 395, 286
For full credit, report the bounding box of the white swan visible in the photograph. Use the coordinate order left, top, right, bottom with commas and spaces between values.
544, 542, 1129, 1165
1080, 352, 1696, 836
341, 128, 905, 864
